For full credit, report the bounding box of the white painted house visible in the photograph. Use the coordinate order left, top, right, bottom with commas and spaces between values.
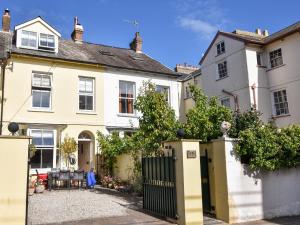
189, 22, 300, 127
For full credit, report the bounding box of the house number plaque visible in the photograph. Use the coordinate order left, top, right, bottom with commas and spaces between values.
187, 150, 196, 158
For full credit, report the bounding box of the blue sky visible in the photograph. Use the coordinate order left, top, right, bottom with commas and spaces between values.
2, 0, 299, 69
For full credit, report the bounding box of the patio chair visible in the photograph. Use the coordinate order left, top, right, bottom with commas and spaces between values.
48, 169, 60, 190
71, 170, 85, 189
58, 170, 71, 189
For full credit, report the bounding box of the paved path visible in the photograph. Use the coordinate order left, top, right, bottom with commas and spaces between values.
28, 187, 300, 225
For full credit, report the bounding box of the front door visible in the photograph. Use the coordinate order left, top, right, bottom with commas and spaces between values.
201, 150, 211, 213
78, 142, 90, 172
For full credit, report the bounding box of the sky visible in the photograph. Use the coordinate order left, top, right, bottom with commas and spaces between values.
2, 0, 300, 69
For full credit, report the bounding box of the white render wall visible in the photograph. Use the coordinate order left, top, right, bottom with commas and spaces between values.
103, 69, 180, 132
224, 139, 300, 223
200, 35, 252, 112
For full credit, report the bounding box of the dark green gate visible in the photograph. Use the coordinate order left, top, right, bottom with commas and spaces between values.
142, 151, 177, 219
201, 149, 211, 213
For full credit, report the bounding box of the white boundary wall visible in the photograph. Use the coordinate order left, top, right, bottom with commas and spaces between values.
223, 138, 300, 223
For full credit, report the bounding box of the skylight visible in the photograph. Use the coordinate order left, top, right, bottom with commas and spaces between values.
99, 50, 114, 56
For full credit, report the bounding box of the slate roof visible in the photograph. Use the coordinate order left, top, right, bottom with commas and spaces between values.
200, 21, 300, 64
0, 31, 179, 77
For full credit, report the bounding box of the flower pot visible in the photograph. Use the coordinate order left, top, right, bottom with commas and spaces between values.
28, 188, 35, 196
35, 184, 45, 193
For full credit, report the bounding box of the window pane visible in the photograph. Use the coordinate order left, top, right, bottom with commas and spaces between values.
86, 96, 93, 110
119, 81, 126, 97
41, 76, 51, 87
30, 149, 41, 168
79, 95, 86, 110
32, 90, 42, 107
48, 36, 55, 47
41, 149, 53, 168
85, 80, 93, 93
43, 131, 54, 146
31, 130, 43, 146
127, 99, 134, 114
41, 92, 50, 108
119, 98, 126, 113
33, 74, 42, 86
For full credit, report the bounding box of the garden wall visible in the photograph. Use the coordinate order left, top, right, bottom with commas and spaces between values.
113, 154, 135, 182
0, 135, 31, 225
203, 137, 300, 223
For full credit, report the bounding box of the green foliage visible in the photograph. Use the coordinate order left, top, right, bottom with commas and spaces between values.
235, 125, 300, 171
184, 84, 233, 142
97, 131, 131, 174
229, 109, 263, 138
28, 144, 36, 158
134, 81, 179, 155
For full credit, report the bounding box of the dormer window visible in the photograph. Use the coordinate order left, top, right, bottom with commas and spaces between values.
39, 33, 55, 50
21, 30, 37, 48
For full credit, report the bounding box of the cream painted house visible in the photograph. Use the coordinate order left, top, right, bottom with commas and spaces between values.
182, 22, 300, 127
0, 10, 179, 173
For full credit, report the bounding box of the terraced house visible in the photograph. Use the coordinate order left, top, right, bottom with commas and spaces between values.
0, 9, 180, 173
182, 21, 300, 127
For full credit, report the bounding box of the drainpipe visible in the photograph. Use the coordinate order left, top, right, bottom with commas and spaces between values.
0, 59, 7, 135
222, 89, 240, 113
251, 83, 257, 109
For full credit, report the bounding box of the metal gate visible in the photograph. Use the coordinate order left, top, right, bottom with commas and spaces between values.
201, 149, 211, 213
142, 151, 177, 219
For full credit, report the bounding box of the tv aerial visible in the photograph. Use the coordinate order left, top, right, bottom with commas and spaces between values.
123, 19, 140, 31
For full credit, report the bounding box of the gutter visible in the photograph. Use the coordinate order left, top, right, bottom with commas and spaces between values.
222, 89, 240, 113
0, 58, 8, 135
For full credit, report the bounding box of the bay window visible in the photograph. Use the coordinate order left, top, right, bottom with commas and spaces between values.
30, 129, 55, 169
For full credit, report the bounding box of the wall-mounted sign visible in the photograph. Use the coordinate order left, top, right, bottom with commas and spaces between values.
187, 150, 196, 158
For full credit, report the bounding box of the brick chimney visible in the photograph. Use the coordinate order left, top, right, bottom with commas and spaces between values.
71, 17, 83, 43
2, 9, 10, 32
130, 32, 142, 53
175, 63, 199, 74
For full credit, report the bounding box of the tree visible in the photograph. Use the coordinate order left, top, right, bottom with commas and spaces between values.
60, 136, 77, 168
134, 81, 179, 155
184, 84, 232, 142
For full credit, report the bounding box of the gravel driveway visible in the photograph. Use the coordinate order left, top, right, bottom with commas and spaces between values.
27, 188, 173, 225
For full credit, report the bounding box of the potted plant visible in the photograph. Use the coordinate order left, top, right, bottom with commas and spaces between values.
28, 178, 35, 196
35, 179, 45, 193
60, 136, 78, 168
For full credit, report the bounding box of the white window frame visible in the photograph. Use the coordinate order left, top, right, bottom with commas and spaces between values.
119, 80, 136, 114
78, 77, 95, 112
28, 128, 56, 172
271, 89, 289, 116
20, 30, 38, 49
220, 97, 231, 108
39, 33, 55, 49
269, 48, 283, 68
216, 41, 225, 55
156, 85, 170, 103
217, 60, 228, 80
31, 73, 52, 110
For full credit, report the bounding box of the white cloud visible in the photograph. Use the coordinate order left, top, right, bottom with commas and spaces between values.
174, 0, 229, 40
178, 17, 218, 39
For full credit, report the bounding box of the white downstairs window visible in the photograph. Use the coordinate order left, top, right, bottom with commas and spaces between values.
273, 89, 289, 116
156, 85, 170, 103
221, 97, 231, 108
30, 129, 55, 169
32, 73, 52, 109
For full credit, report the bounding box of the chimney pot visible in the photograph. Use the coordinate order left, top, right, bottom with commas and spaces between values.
263, 30, 269, 36
2, 8, 10, 32
130, 32, 142, 53
71, 16, 83, 43
255, 28, 262, 35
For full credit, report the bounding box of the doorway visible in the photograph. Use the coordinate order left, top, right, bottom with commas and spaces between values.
201, 149, 212, 213
78, 131, 93, 172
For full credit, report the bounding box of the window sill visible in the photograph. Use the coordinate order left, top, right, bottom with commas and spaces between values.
272, 114, 290, 119
76, 111, 97, 115
28, 108, 54, 113
257, 65, 267, 68
216, 75, 229, 81
266, 64, 286, 72
117, 113, 138, 118
215, 52, 225, 57
184, 97, 192, 100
